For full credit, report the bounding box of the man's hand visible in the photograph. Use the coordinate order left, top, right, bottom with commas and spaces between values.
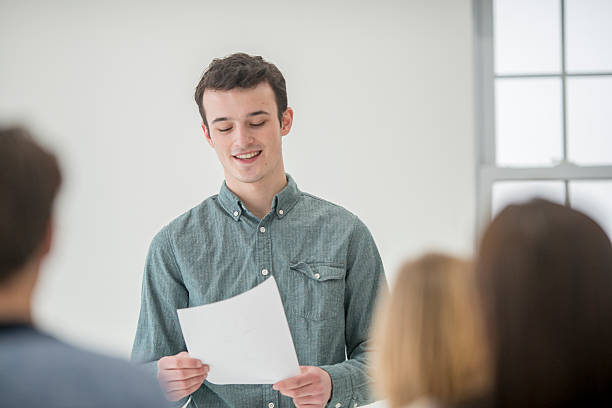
273, 366, 332, 408
157, 351, 209, 401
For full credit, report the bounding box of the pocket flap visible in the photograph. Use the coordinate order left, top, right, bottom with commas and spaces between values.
289, 262, 345, 282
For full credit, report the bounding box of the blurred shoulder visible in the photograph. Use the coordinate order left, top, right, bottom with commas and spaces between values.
0, 327, 166, 408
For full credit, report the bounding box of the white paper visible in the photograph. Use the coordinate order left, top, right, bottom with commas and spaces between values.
177, 276, 300, 384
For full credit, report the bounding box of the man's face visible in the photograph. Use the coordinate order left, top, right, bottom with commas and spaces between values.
202, 82, 292, 188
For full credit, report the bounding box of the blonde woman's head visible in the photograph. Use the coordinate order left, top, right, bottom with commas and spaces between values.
371, 253, 489, 408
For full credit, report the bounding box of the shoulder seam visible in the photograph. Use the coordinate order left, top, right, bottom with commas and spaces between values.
345, 215, 360, 264
300, 192, 352, 212
162, 227, 186, 284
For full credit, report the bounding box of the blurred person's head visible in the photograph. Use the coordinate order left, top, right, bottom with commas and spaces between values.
371, 253, 490, 408
476, 199, 612, 407
0, 126, 61, 321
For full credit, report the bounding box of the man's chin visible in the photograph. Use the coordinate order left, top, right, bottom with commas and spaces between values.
230, 172, 264, 185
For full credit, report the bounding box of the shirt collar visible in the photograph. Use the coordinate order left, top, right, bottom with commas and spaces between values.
217, 174, 301, 221
0, 321, 34, 332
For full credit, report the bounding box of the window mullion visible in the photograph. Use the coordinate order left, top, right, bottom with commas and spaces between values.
561, 0, 569, 162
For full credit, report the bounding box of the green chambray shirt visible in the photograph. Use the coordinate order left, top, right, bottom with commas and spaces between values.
132, 175, 386, 408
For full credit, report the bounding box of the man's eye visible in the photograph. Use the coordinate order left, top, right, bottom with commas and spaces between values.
217, 127, 232, 132
250, 121, 266, 127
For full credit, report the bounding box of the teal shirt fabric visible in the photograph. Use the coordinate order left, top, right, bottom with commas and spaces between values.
131, 175, 387, 408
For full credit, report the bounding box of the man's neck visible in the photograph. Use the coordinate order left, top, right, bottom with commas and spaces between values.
0, 264, 37, 325
226, 171, 288, 220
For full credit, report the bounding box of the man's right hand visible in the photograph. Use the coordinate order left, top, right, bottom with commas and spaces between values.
157, 351, 209, 401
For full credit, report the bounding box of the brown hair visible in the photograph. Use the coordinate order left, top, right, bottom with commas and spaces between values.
476, 199, 612, 407
0, 126, 62, 283
194, 53, 288, 131
371, 253, 490, 408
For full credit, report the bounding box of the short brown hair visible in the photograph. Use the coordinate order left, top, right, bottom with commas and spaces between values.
476, 199, 612, 407
194, 53, 288, 131
371, 253, 490, 408
0, 126, 62, 283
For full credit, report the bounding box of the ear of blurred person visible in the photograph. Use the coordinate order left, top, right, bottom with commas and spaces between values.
472, 199, 612, 408
370, 253, 490, 408
0, 126, 167, 408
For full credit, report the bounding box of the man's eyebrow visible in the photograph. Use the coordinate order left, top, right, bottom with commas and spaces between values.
247, 110, 270, 117
211, 117, 230, 125
211, 111, 270, 125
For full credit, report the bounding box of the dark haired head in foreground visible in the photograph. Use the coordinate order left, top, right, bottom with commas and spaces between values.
475, 199, 612, 408
0, 126, 166, 408
0, 126, 61, 286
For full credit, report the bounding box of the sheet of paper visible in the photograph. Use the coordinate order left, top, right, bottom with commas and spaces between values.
177, 276, 300, 384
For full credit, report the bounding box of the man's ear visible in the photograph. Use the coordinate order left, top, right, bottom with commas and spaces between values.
280, 107, 294, 137
202, 123, 214, 147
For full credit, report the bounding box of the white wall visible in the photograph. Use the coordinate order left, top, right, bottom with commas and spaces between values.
0, 0, 474, 395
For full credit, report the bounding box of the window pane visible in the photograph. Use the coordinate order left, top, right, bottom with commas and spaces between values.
566, 0, 612, 72
567, 77, 612, 165
495, 78, 563, 167
569, 180, 612, 240
492, 180, 565, 217
494, 0, 561, 74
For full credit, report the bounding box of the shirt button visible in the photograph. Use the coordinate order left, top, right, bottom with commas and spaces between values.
233, 211, 239, 217
335, 403, 342, 408
261, 269, 269, 276
260, 226, 266, 233
268, 403, 275, 408
278, 209, 284, 215
314, 273, 321, 279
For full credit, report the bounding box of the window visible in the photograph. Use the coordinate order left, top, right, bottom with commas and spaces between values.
474, 0, 612, 239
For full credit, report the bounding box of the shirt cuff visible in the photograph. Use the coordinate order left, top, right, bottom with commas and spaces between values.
320, 364, 354, 408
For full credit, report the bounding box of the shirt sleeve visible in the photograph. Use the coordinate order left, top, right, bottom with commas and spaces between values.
131, 227, 190, 407
320, 216, 388, 408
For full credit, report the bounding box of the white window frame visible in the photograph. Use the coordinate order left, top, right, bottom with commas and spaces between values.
473, 0, 612, 234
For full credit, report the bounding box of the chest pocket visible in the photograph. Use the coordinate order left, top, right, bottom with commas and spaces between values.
287, 262, 346, 320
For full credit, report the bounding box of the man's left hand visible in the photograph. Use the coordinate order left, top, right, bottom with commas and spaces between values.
273, 366, 332, 408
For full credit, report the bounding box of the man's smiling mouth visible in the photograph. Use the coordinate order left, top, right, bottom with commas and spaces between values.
233, 151, 261, 160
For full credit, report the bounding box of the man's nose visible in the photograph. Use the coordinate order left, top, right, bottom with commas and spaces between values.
234, 124, 254, 146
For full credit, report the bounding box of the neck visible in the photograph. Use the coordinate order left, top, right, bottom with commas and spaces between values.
226, 168, 288, 219
0, 263, 38, 325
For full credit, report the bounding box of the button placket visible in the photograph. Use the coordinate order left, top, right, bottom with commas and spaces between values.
264, 384, 278, 408
257, 219, 273, 282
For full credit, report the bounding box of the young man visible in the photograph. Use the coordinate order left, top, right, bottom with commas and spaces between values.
0, 126, 167, 408
132, 53, 386, 408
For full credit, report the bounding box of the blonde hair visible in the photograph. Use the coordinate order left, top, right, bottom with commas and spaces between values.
371, 253, 489, 408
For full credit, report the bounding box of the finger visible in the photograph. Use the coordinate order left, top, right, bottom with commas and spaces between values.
166, 386, 196, 402
164, 374, 206, 392
166, 388, 189, 402
292, 383, 325, 398
294, 403, 320, 408
277, 383, 319, 399
159, 355, 204, 370
167, 381, 204, 401
160, 366, 208, 381
184, 381, 204, 395
294, 394, 324, 405
273, 374, 313, 392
